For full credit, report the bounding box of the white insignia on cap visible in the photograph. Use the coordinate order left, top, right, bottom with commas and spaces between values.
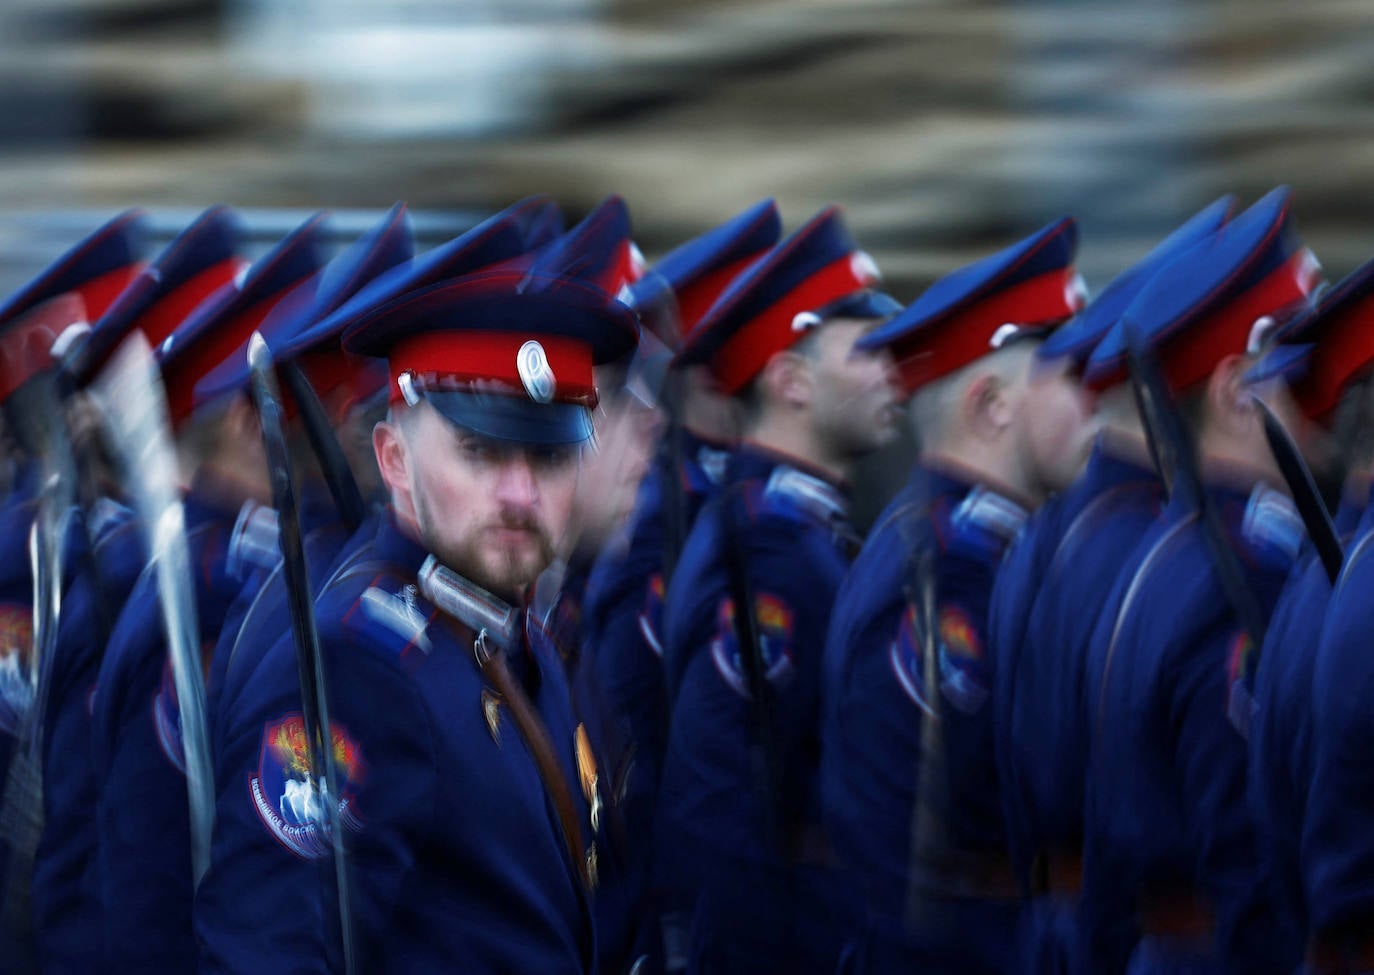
398, 370, 421, 408
989, 323, 1021, 349
517, 340, 556, 403
49, 321, 91, 359
160, 333, 176, 357
792, 311, 823, 332
850, 251, 881, 284
1296, 247, 1322, 294
233, 263, 251, 289
1065, 272, 1089, 311
1246, 315, 1277, 356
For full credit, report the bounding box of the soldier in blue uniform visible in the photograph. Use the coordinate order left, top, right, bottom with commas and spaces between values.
1264, 262, 1374, 974
204, 196, 564, 747
195, 261, 638, 974
578, 199, 780, 971
1080, 186, 1322, 975
987, 196, 1234, 975
655, 206, 903, 974
87, 205, 413, 975
0, 210, 149, 974
821, 217, 1091, 975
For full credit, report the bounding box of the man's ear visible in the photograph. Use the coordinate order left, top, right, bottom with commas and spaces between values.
373, 414, 411, 505
224, 391, 261, 443
964, 370, 1013, 440
1206, 353, 1256, 433
759, 350, 813, 411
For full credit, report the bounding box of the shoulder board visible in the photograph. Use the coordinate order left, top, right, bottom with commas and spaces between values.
692, 444, 731, 490
87, 496, 135, 545
225, 501, 281, 579
760, 466, 848, 528
337, 570, 434, 656
1241, 485, 1303, 564
949, 486, 1028, 545
325, 548, 434, 658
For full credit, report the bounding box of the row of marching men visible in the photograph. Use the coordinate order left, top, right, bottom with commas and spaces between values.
0, 180, 1371, 975
571, 185, 1374, 975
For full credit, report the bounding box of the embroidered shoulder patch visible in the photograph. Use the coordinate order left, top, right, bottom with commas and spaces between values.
0, 603, 34, 736
935, 604, 988, 714
889, 604, 937, 717
250, 713, 365, 860
1226, 630, 1257, 739
637, 573, 666, 659
888, 603, 988, 715
709, 592, 796, 698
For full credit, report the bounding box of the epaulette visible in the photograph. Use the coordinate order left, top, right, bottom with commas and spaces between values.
693, 443, 731, 490
943, 486, 1028, 560
225, 501, 281, 579
87, 495, 134, 546
348, 571, 434, 657
327, 550, 434, 658
1241, 485, 1304, 565
759, 466, 848, 528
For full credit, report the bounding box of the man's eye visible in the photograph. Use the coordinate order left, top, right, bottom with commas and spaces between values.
531, 445, 576, 468
461, 441, 495, 462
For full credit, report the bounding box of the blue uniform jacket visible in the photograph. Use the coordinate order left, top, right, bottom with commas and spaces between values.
820, 463, 1028, 956
538, 549, 647, 975
582, 429, 730, 818
30, 501, 145, 975
90, 489, 274, 974
991, 438, 1162, 882
1084, 476, 1305, 974
1302, 493, 1374, 949
195, 511, 596, 974
1248, 488, 1366, 953
207, 508, 371, 750
656, 445, 862, 970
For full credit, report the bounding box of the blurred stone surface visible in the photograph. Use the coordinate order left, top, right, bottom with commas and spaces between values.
1, 0, 1372, 518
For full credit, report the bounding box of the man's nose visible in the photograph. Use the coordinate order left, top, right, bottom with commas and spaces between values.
494, 451, 540, 509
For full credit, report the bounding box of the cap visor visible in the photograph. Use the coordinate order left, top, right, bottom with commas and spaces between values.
425, 389, 593, 445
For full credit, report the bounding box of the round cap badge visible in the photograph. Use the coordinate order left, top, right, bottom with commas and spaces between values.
517, 340, 556, 403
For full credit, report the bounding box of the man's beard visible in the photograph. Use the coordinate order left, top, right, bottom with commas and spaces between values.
415, 492, 555, 601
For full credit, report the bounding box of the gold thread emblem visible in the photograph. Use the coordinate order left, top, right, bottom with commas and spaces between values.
575, 723, 602, 833
482, 689, 503, 745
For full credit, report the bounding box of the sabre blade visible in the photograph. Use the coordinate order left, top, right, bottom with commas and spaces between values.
90, 331, 214, 886
1254, 396, 1343, 583
245, 331, 356, 975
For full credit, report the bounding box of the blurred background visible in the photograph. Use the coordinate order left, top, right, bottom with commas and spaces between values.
1, 0, 1372, 511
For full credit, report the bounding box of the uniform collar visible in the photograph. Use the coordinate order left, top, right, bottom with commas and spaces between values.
372, 507, 433, 576
1092, 430, 1158, 485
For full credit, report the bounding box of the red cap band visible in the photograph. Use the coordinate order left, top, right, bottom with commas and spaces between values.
389, 331, 596, 407
892, 267, 1084, 391
77, 263, 144, 323
711, 251, 879, 394
1294, 293, 1374, 421
163, 285, 283, 424
677, 253, 763, 337
136, 258, 246, 349
0, 293, 88, 401
1160, 248, 1321, 393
